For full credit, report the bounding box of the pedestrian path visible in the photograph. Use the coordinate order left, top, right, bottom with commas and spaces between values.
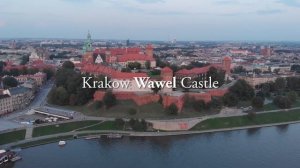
25, 126, 33, 139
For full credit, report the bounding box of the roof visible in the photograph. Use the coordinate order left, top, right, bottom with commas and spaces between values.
176, 66, 211, 75
9, 86, 30, 95
112, 71, 148, 79
118, 54, 154, 62
223, 56, 232, 61
81, 64, 148, 79
161, 67, 173, 73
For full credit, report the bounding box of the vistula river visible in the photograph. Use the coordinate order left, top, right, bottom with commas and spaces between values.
7, 124, 300, 168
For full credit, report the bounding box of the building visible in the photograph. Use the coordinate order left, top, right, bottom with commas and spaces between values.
0, 86, 34, 115
175, 56, 232, 80
13, 72, 47, 86
9, 86, 34, 111
229, 49, 250, 55
0, 89, 13, 115
260, 46, 272, 57
82, 33, 156, 68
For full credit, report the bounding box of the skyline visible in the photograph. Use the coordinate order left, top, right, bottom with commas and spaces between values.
0, 0, 300, 41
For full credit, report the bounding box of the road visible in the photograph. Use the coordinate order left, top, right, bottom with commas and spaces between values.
0, 81, 54, 131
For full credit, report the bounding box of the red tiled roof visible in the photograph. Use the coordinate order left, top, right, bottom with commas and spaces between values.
176, 66, 211, 76
118, 54, 154, 62
112, 71, 148, 79
223, 56, 232, 61
161, 67, 173, 73
81, 64, 148, 79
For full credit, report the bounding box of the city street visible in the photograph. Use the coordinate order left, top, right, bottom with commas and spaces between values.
0, 81, 53, 131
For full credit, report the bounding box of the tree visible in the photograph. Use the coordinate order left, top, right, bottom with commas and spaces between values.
91, 101, 103, 109
0, 61, 6, 74
128, 108, 137, 115
103, 91, 116, 109
286, 77, 300, 91
260, 83, 271, 97
287, 91, 297, 103
223, 92, 239, 107
127, 62, 141, 70
20, 55, 29, 65
129, 118, 147, 131
43, 68, 55, 80
251, 97, 264, 109
247, 112, 256, 121
192, 100, 206, 112
233, 66, 247, 74
121, 67, 131, 72
229, 79, 255, 101
49, 86, 69, 106
210, 97, 223, 109
291, 64, 300, 73
145, 61, 151, 69
253, 68, 262, 75
27, 68, 39, 75
3, 76, 18, 88
69, 94, 78, 106
9, 68, 20, 76
62, 61, 75, 69
206, 67, 225, 87
165, 103, 178, 115
273, 96, 292, 109
115, 118, 125, 129
274, 77, 286, 92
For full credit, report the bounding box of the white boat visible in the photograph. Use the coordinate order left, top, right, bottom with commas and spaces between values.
58, 141, 66, 146
11, 156, 22, 162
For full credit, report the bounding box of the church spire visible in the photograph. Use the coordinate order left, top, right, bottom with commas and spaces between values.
83, 31, 93, 54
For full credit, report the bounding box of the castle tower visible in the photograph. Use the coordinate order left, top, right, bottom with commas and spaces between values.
145, 44, 153, 58
82, 31, 94, 64
82, 31, 93, 54
222, 56, 232, 75
161, 67, 173, 93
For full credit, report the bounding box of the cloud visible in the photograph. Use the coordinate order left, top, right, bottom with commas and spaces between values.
256, 9, 283, 15
134, 0, 164, 3
276, 0, 300, 7
0, 20, 6, 27
61, 0, 93, 3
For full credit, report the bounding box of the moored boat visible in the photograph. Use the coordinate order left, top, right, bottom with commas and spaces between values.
0, 149, 21, 165
58, 141, 67, 146
101, 134, 123, 139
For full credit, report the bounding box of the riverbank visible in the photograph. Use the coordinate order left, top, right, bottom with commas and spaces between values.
2, 109, 300, 149
2, 120, 300, 149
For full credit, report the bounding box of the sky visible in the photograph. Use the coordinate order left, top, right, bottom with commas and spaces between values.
0, 0, 300, 41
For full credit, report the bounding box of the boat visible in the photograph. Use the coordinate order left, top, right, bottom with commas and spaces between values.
58, 141, 66, 146
84, 136, 100, 140
0, 149, 21, 165
101, 134, 123, 139
11, 156, 22, 162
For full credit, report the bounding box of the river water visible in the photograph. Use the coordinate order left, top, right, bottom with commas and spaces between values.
8, 124, 300, 168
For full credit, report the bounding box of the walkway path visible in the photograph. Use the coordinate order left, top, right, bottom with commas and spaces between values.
2, 120, 300, 149
25, 126, 33, 139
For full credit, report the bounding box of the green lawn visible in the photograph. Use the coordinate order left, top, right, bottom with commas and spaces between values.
262, 103, 279, 111
192, 109, 300, 131
14, 135, 74, 148
0, 130, 26, 145
32, 120, 100, 137
81, 121, 121, 131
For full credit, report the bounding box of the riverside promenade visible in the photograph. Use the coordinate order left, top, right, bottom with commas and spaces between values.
2, 119, 300, 149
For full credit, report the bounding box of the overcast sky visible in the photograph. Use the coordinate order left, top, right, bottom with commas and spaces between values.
0, 0, 300, 41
